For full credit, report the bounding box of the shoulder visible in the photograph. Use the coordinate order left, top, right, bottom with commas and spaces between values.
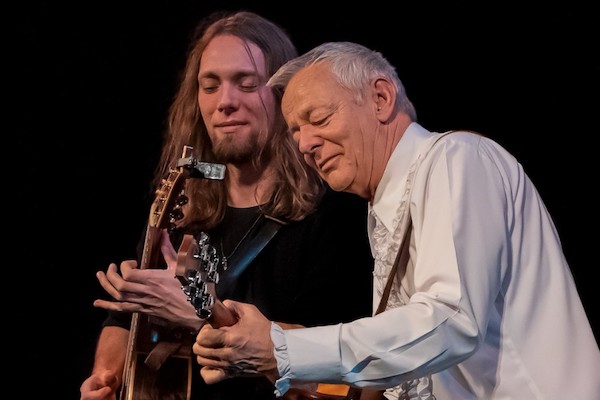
435, 130, 486, 146
427, 130, 513, 160
417, 131, 522, 186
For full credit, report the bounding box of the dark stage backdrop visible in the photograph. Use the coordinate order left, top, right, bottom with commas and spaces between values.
15, 2, 596, 398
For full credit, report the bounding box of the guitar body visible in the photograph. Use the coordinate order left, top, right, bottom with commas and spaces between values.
120, 312, 194, 400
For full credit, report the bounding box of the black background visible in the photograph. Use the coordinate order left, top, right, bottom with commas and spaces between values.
15, 2, 597, 398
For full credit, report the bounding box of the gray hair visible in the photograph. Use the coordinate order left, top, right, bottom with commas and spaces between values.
267, 41, 417, 120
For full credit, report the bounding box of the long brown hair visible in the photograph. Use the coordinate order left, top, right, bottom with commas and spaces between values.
154, 11, 324, 230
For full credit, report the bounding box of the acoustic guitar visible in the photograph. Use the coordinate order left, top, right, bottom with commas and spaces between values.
119, 146, 225, 400
175, 233, 372, 400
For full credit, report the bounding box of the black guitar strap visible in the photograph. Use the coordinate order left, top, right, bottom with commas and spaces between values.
218, 214, 285, 291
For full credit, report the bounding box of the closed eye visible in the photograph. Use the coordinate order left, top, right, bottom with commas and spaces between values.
310, 113, 331, 127
238, 74, 261, 92
239, 83, 259, 92
199, 78, 220, 94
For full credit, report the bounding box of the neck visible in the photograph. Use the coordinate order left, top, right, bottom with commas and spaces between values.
225, 161, 275, 207
368, 114, 413, 203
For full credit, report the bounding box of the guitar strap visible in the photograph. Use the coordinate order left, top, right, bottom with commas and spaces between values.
217, 214, 285, 293
375, 222, 412, 316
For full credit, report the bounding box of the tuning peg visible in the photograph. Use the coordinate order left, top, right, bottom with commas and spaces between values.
169, 208, 184, 221
176, 193, 189, 206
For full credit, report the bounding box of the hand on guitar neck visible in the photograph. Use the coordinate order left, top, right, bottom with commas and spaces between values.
175, 233, 378, 400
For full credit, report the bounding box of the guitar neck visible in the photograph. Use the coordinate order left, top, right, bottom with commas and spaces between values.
206, 297, 237, 328
120, 145, 197, 400
140, 225, 163, 270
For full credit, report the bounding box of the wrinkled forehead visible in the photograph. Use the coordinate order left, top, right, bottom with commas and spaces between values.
281, 63, 345, 117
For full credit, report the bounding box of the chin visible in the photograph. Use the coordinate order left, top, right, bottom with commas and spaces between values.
323, 176, 346, 193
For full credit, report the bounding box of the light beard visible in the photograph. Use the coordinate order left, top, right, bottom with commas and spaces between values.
213, 134, 262, 165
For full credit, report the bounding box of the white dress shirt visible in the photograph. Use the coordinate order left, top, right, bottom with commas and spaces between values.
273, 122, 600, 399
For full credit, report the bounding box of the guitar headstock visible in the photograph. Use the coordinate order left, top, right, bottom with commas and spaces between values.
141, 146, 194, 270
176, 232, 222, 320
176, 233, 237, 327
148, 146, 194, 230
149, 145, 227, 231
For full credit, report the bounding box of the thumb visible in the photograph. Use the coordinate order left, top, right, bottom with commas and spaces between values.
98, 370, 119, 390
222, 299, 252, 318
200, 366, 229, 385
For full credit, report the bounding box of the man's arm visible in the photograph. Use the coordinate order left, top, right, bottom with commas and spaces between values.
80, 326, 128, 399
92, 326, 128, 382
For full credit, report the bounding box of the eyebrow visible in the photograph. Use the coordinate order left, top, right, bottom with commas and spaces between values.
198, 69, 264, 81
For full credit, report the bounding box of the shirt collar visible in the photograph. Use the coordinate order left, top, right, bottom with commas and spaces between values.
370, 122, 433, 232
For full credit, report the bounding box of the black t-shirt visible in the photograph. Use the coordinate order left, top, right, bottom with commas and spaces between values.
105, 188, 374, 399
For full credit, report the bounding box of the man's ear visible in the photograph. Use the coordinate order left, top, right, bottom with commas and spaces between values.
373, 78, 396, 122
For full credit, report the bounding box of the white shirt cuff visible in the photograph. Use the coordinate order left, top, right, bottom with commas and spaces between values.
270, 322, 291, 397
